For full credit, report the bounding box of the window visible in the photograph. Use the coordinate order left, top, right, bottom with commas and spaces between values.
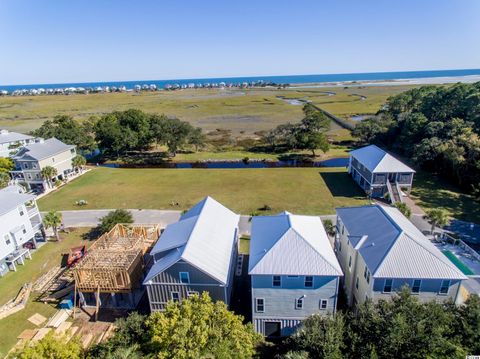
304, 276, 313, 288
320, 299, 328, 310
179, 272, 190, 284
295, 297, 304, 310
272, 275, 281, 287
32, 163, 37, 169
412, 279, 421, 294
23, 163, 28, 169
366, 271, 370, 284
338, 241, 342, 252
341, 225, 345, 235
4, 234, 10, 246
287, 275, 299, 278
22, 227, 26, 234
52, 157, 55, 162
363, 266, 368, 278
383, 279, 393, 293
439, 280, 450, 295
187, 291, 199, 297
348, 256, 352, 269
355, 276, 359, 289
256, 298, 265, 313
18, 207, 24, 216
171, 292, 180, 302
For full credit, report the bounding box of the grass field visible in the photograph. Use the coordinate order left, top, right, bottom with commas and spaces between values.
0, 85, 416, 136
0, 229, 89, 357
411, 170, 480, 223
38, 167, 368, 215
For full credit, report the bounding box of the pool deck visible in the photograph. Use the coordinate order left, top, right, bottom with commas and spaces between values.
433, 242, 480, 276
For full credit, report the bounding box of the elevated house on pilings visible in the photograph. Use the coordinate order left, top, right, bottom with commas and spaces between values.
72, 223, 161, 317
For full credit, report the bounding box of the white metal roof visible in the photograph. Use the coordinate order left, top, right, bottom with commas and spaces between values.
0, 186, 35, 216
248, 211, 343, 276
13, 138, 74, 161
144, 196, 239, 285
337, 205, 466, 280
349, 144, 415, 173
0, 130, 33, 144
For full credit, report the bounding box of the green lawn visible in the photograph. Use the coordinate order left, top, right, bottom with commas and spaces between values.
38, 167, 367, 215
0, 229, 89, 357
411, 170, 480, 223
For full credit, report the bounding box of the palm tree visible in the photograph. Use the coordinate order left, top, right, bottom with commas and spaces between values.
72, 154, 87, 173
43, 210, 63, 241
426, 209, 449, 235
40, 166, 57, 188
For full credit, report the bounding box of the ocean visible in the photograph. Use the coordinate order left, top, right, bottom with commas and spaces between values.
1, 69, 480, 92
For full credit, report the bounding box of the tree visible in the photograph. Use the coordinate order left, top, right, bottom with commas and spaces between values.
426, 209, 450, 234
394, 202, 412, 218
14, 332, 83, 359
187, 127, 206, 151
146, 292, 263, 359
72, 154, 87, 172
0, 157, 15, 172
0, 171, 10, 188
454, 295, 480, 354
295, 130, 330, 156
287, 313, 345, 359
41, 166, 58, 188
31, 115, 96, 152
323, 219, 335, 237
99, 209, 133, 234
43, 210, 63, 241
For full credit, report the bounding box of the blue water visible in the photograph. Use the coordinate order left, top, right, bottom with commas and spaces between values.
1, 69, 479, 92
99, 157, 349, 169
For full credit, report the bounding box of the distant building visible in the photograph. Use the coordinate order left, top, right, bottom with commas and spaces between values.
0, 129, 35, 157
143, 197, 239, 311
0, 185, 43, 276
348, 144, 415, 202
249, 211, 343, 337
335, 205, 467, 307
11, 138, 76, 192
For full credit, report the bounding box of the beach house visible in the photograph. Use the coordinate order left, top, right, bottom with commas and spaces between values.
335, 205, 467, 307
249, 211, 343, 337
0, 129, 35, 157
0, 185, 43, 276
143, 197, 239, 311
11, 138, 77, 192
348, 144, 415, 202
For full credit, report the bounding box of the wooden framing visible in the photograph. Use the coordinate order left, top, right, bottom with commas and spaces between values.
72, 224, 160, 294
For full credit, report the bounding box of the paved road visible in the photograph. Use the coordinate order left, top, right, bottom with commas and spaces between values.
43, 209, 182, 228
45, 210, 337, 236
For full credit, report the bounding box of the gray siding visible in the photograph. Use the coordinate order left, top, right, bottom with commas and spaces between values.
351, 157, 373, 184
251, 275, 340, 336
146, 260, 234, 312
372, 278, 461, 303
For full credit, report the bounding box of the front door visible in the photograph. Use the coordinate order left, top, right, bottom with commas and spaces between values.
388, 173, 396, 182
264, 321, 281, 337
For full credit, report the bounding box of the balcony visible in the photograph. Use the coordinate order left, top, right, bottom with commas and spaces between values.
26, 205, 39, 218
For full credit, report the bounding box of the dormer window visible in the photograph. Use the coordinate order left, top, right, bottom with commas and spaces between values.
272, 276, 281, 287
179, 272, 190, 284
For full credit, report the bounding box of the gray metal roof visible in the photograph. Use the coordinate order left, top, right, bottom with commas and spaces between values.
0, 186, 35, 216
144, 196, 239, 285
248, 211, 343, 276
13, 138, 74, 161
0, 130, 33, 144
336, 205, 466, 280
350, 144, 415, 173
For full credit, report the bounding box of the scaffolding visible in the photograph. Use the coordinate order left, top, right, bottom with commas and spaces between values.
72, 224, 160, 294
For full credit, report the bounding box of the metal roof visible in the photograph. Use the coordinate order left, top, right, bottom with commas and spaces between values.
248, 211, 343, 276
336, 205, 466, 280
0, 130, 33, 144
349, 144, 415, 173
144, 196, 239, 285
13, 138, 74, 161
0, 186, 35, 216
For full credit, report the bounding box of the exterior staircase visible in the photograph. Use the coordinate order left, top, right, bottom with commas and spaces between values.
387, 179, 402, 204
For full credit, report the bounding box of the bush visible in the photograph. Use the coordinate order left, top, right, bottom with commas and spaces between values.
98, 209, 133, 234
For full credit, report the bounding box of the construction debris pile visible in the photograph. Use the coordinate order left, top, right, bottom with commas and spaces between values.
72, 224, 160, 293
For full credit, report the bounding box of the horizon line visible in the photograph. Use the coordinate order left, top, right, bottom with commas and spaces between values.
2, 67, 480, 88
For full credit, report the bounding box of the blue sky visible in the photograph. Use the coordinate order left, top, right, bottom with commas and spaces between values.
1, 0, 479, 85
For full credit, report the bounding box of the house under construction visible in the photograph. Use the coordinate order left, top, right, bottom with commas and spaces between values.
72, 223, 161, 311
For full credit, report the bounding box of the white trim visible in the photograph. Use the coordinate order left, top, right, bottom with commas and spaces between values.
295, 297, 304, 310
411, 279, 421, 294
383, 278, 393, 293
319, 299, 328, 310
179, 271, 190, 284
170, 291, 180, 302
439, 280, 450, 295
255, 298, 265, 313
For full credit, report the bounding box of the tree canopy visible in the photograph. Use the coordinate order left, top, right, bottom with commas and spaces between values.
32, 115, 96, 152
353, 82, 480, 193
